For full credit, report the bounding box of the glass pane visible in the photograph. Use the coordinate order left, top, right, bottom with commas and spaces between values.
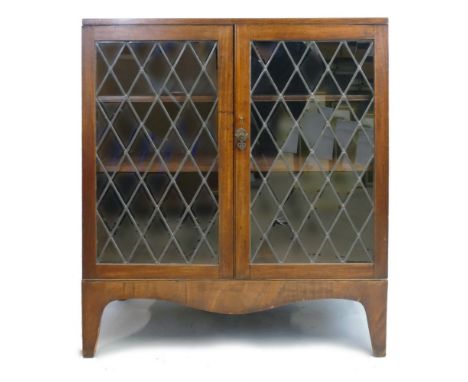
250, 40, 374, 264
95, 41, 219, 264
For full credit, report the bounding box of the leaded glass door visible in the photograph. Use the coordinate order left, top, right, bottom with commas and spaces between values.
234, 24, 386, 279
83, 25, 234, 278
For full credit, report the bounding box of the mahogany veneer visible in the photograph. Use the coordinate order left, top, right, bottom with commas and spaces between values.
82, 18, 388, 357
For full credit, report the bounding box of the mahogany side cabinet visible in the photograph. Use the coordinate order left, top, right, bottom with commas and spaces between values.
82, 18, 388, 357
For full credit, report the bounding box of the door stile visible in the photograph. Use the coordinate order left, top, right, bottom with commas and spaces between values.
234, 25, 252, 279
217, 26, 235, 278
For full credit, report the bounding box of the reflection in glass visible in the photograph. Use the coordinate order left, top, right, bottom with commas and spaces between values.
95, 41, 219, 264
250, 40, 374, 264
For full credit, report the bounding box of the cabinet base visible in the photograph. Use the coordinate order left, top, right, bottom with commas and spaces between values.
82, 279, 387, 357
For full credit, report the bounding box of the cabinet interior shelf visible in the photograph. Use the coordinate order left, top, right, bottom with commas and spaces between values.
98, 154, 368, 173
252, 155, 368, 172
252, 94, 371, 102
97, 95, 217, 103
97, 94, 371, 103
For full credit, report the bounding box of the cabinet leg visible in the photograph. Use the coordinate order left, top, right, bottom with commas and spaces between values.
80, 279, 387, 357
82, 281, 111, 358
361, 282, 387, 357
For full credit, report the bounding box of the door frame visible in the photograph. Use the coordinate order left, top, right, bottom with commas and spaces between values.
82, 24, 234, 279
234, 23, 388, 279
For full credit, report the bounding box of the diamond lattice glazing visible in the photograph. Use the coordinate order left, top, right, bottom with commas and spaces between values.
250, 40, 375, 263
95, 41, 219, 264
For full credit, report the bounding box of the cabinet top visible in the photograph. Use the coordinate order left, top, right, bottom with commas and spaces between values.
82, 18, 388, 26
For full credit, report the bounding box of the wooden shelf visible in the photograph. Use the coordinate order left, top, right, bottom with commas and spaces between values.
252, 94, 371, 102
253, 154, 368, 172
97, 94, 370, 103
97, 95, 217, 103
98, 154, 367, 173
98, 155, 217, 173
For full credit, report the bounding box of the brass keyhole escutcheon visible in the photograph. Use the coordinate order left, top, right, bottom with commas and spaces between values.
235, 116, 248, 151
235, 127, 248, 150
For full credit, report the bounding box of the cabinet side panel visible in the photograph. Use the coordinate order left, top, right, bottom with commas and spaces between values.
83, 26, 98, 278
373, 25, 389, 278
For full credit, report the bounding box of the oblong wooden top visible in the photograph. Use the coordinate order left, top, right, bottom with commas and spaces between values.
83, 18, 388, 26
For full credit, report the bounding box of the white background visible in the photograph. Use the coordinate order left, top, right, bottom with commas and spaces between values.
1, 0, 467, 380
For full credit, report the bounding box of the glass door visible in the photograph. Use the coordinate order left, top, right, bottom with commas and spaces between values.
235, 24, 386, 279
83, 25, 233, 278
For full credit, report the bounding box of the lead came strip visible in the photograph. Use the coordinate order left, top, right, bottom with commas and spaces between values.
250, 40, 375, 263
95, 40, 219, 264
